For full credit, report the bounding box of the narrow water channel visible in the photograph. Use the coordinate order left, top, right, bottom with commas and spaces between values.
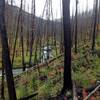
0, 69, 23, 77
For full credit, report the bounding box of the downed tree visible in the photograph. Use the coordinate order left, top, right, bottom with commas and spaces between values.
84, 84, 100, 100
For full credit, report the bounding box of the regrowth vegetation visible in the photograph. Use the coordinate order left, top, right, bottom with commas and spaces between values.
0, 0, 100, 100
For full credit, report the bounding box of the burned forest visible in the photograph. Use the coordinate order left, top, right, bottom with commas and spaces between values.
0, 0, 100, 100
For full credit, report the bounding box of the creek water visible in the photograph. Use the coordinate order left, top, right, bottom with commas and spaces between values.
0, 68, 23, 77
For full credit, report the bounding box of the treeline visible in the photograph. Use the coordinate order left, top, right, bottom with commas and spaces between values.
1, 1, 100, 50
2, 4, 62, 47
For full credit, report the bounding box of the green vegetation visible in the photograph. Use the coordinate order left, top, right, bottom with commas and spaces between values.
0, 36, 100, 99
72, 41, 100, 87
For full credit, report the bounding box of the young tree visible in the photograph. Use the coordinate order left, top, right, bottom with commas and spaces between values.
61, 0, 72, 95
0, 0, 16, 99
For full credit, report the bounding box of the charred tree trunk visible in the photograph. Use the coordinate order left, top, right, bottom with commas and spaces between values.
92, 0, 98, 51
98, 0, 100, 24
54, 26, 58, 56
20, 0, 25, 71
0, 0, 16, 99
1, 65, 4, 100
75, 0, 78, 53
71, 12, 74, 47
61, 0, 72, 95
29, 0, 35, 67
60, 0, 64, 53
12, 1, 22, 66
26, 4, 30, 56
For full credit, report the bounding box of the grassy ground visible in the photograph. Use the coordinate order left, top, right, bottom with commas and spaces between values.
1, 44, 100, 99
72, 49, 100, 87
0, 43, 60, 69
2, 55, 64, 99
0, 36, 100, 99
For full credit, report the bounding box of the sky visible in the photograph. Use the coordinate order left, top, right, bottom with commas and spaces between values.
12, 0, 94, 19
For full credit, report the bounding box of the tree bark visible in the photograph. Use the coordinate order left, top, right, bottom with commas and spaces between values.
0, 0, 16, 99
75, 0, 78, 53
1, 65, 4, 100
20, 0, 25, 71
61, 0, 72, 94
92, 0, 98, 51
29, 0, 35, 67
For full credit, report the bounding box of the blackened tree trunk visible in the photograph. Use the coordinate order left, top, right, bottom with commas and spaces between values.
20, 0, 25, 71
29, 0, 35, 67
26, 4, 30, 56
1, 64, 4, 99
0, 0, 16, 100
61, 0, 72, 94
12, 1, 22, 66
60, 0, 64, 53
71, 12, 75, 47
92, 0, 98, 51
75, 0, 78, 53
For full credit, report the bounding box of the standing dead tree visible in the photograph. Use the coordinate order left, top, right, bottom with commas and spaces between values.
29, 0, 36, 67
60, 0, 64, 53
1, 60, 4, 99
12, 0, 23, 66
20, 0, 25, 71
26, 4, 30, 56
92, 0, 98, 51
60, 0, 72, 95
0, 0, 16, 99
75, 0, 78, 53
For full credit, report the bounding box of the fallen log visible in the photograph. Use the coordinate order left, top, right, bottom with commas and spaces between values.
84, 84, 100, 100
19, 92, 38, 100
14, 54, 64, 82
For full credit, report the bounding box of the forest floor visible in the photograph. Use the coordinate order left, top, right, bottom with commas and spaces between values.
0, 38, 100, 99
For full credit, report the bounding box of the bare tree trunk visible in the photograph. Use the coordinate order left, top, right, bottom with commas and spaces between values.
12, 1, 22, 66
60, 0, 64, 53
71, 12, 75, 47
92, 0, 98, 51
60, 0, 72, 95
1, 65, 4, 100
26, 4, 30, 56
20, 0, 25, 71
75, 0, 78, 53
0, 0, 16, 99
29, 0, 35, 67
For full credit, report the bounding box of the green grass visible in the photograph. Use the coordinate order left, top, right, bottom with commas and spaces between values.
0, 36, 100, 99
1, 46, 100, 99
72, 46, 100, 87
